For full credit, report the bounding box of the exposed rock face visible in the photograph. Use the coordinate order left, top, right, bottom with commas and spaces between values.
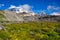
4, 10, 24, 21
40, 11, 47, 17
17, 12, 35, 16
17, 12, 38, 22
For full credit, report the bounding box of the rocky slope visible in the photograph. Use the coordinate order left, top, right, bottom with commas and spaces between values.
0, 10, 60, 22
0, 10, 38, 22
4, 10, 24, 21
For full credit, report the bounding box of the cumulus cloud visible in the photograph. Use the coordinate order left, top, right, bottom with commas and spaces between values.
51, 12, 60, 15
0, 4, 4, 7
9, 5, 16, 9
7, 4, 33, 13
47, 5, 60, 10
47, 5, 60, 15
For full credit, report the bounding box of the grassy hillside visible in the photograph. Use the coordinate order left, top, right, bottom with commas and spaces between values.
0, 22, 60, 40
0, 11, 7, 22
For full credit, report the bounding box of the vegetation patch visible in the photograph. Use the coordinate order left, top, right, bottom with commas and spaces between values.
0, 22, 60, 40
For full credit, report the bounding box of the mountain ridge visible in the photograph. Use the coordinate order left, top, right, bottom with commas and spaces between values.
0, 10, 60, 22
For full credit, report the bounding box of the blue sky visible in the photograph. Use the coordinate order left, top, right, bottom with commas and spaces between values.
0, 0, 60, 15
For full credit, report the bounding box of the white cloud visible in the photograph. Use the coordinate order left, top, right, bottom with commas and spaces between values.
0, 4, 4, 7
47, 5, 60, 15
7, 4, 33, 13
47, 5, 60, 10
51, 12, 60, 15
20, 4, 31, 11
9, 5, 16, 9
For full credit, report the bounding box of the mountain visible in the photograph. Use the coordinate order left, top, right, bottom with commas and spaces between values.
40, 11, 47, 17
0, 10, 38, 22
17, 12, 38, 22
39, 15, 60, 22
0, 10, 60, 22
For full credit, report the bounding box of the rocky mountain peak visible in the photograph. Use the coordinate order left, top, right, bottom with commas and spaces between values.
40, 11, 47, 17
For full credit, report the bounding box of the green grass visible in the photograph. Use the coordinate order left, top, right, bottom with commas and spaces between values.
0, 22, 60, 40
0, 11, 5, 18
0, 11, 6, 22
